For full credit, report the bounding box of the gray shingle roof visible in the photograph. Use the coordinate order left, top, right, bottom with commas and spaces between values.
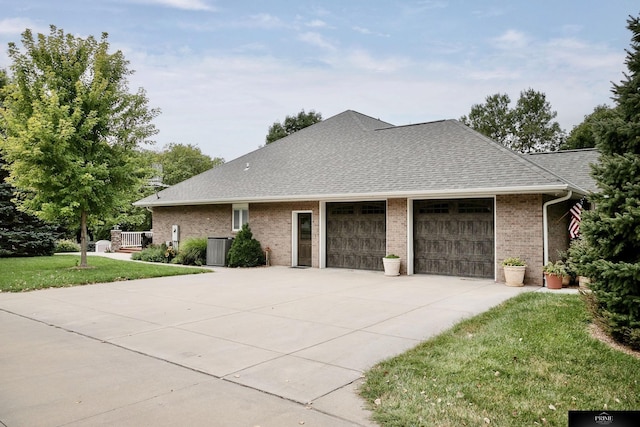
135, 110, 584, 207
526, 149, 599, 193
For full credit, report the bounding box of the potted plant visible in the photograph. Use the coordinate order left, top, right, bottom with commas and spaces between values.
567, 237, 592, 289
501, 257, 527, 287
382, 254, 401, 276
556, 250, 573, 287
543, 261, 567, 290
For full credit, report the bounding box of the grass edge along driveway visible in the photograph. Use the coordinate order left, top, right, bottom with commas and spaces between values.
360, 292, 640, 427
0, 255, 210, 292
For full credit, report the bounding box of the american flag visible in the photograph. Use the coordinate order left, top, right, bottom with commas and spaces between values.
569, 201, 583, 239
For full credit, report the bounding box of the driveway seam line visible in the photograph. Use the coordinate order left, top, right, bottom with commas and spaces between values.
0, 307, 372, 427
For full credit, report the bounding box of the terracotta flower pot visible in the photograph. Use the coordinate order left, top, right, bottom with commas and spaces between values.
504, 266, 526, 287
545, 273, 563, 290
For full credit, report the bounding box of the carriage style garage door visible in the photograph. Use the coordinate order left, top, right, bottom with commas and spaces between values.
414, 198, 494, 278
326, 201, 386, 271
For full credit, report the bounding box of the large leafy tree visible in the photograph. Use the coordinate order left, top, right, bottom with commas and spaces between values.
1, 26, 159, 267
157, 142, 224, 186
460, 89, 565, 153
459, 93, 514, 146
89, 148, 156, 240
90, 143, 223, 240
1, 69, 59, 257
265, 109, 322, 144
560, 105, 618, 150
580, 14, 640, 350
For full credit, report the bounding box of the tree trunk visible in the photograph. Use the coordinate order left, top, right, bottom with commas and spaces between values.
80, 210, 88, 267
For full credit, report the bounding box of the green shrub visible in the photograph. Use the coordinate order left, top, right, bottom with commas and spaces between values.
174, 237, 207, 266
227, 224, 265, 267
132, 243, 174, 263
543, 260, 568, 276
501, 256, 526, 266
54, 239, 80, 253
566, 237, 592, 277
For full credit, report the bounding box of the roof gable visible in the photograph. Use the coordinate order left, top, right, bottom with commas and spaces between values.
527, 149, 599, 193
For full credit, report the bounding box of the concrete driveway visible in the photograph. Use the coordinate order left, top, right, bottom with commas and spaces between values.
0, 265, 535, 426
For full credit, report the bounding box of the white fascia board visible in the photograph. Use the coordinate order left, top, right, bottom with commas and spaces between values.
133, 184, 579, 207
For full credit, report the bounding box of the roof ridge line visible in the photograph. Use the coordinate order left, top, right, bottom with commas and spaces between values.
528, 147, 599, 155
345, 110, 394, 130
375, 118, 449, 131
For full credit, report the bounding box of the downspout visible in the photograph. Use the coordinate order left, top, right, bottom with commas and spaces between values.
542, 190, 572, 272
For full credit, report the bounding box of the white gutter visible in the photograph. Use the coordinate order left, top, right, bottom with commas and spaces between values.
543, 190, 572, 268
135, 185, 574, 208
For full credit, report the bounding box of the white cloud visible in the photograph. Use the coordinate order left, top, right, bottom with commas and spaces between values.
352, 26, 389, 37
298, 31, 337, 51
491, 29, 529, 50
246, 13, 285, 29
406, 0, 448, 13
353, 26, 372, 35
471, 7, 505, 18
0, 17, 41, 35
344, 49, 410, 73
543, 37, 622, 70
306, 19, 327, 28
467, 67, 522, 81
134, 0, 215, 11
560, 24, 583, 35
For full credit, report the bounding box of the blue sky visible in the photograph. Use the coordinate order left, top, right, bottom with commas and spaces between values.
0, 1, 638, 160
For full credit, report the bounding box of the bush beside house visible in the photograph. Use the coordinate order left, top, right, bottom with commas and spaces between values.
132, 243, 175, 263
227, 224, 266, 268
54, 239, 81, 253
131, 238, 208, 266
173, 237, 207, 266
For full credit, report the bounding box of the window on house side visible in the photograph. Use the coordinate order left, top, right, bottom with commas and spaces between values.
232, 204, 249, 231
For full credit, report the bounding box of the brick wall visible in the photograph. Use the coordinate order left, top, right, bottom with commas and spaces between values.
152, 202, 320, 267
151, 195, 560, 284
249, 201, 320, 268
495, 194, 544, 285
386, 198, 408, 274
547, 199, 571, 262
152, 205, 233, 245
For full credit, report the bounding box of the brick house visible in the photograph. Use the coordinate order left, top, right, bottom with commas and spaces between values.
134, 110, 598, 285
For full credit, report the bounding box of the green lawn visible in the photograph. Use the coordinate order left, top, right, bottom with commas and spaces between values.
0, 255, 211, 292
360, 292, 640, 427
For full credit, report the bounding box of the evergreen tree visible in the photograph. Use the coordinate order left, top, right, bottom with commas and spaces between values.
227, 224, 265, 267
580, 15, 640, 350
0, 156, 58, 257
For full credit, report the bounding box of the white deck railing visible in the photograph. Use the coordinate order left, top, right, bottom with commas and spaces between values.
121, 231, 153, 248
